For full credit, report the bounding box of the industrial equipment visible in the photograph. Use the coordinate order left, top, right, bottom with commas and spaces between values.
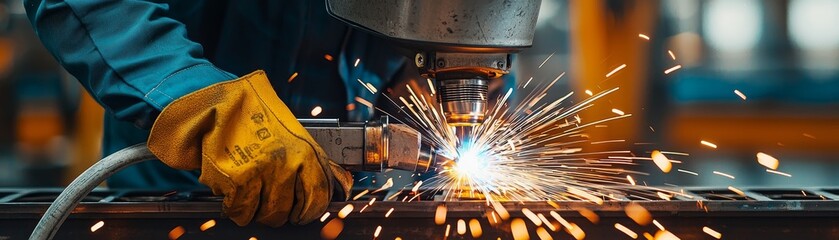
326, 0, 541, 126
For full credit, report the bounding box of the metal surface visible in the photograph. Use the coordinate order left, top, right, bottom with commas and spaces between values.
5, 187, 839, 239
301, 116, 445, 172
325, 0, 541, 51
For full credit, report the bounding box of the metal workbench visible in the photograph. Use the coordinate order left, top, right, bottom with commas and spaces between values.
2, 187, 839, 239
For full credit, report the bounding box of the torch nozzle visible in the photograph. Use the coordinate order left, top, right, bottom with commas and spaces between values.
302, 116, 443, 173
437, 79, 488, 126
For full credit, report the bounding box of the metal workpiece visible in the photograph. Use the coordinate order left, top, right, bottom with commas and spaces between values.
325, 0, 541, 51
301, 117, 444, 172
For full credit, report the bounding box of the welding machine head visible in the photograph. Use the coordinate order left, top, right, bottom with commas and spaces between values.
325, 0, 541, 126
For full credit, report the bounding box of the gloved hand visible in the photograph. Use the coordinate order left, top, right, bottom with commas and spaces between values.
147, 70, 353, 227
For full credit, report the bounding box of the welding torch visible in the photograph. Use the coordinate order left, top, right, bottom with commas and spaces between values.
300, 116, 451, 172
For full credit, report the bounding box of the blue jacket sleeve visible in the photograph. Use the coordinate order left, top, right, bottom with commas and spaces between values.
25, 0, 236, 128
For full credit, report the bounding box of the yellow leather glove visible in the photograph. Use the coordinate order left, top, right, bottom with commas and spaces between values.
147, 70, 353, 227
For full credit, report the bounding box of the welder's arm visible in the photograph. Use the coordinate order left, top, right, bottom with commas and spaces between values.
24, 0, 233, 128
25, 0, 352, 226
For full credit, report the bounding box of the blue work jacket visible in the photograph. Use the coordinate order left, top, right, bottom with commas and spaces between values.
26, 0, 408, 189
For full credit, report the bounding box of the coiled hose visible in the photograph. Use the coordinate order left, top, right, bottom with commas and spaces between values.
29, 143, 156, 240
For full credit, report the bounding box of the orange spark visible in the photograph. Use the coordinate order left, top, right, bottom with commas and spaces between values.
734, 90, 747, 100
366, 83, 378, 94
435, 204, 447, 225
653, 230, 680, 240
566, 223, 586, 240
372, 177, 393, 194
320, 218, 344, 240
445, 224, 451, 237
728, 186, 746, 196
522, 208, 543, 226
713, 171, 735, 180
577, 208, 600, 224
653, 219, 665, 230
511, 218, 530, 240
766, 169, 792, 177
625, 203, 652, 225
539, 52, 555, 69
411, 180, 423, 193
168, 226, 185, 240
703, 226, 722, 239
374, 225, 382, 238
612, 108, 626, 116
354, 97, 373, 109
657, 192, 673, 201
310, 106, 322, 117
537, 227, 554, 240
469, 219, 483, 238
567, 186, 604, 205
287, 72, 298, 83
90, 221, 104, 232
615, 223, 639, 239
756, 152, 780, 170
677, 169, 699, 176
607, 64, 628, 78
700, 140, 718, 149
338, 204, 354, 218
523, 77, 534, 88
491, 201, 510, 220
651, 150, 673, 173
538, 213, 557, 231
550, 211, 573, 229
547, 199, 561, 209
664, 65, 682, 74
352, 189, 368, 201
199, 219, 216, 231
